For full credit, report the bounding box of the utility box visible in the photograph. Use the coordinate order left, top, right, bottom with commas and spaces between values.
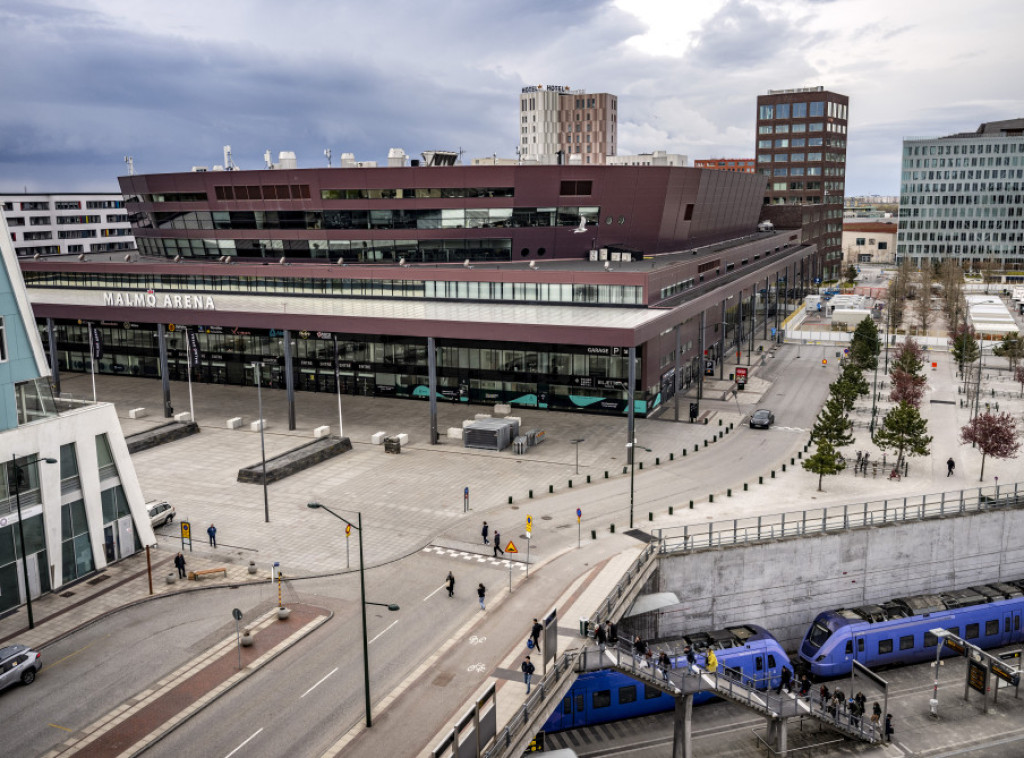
513, 435, 528, 455
384, 436, 401, 454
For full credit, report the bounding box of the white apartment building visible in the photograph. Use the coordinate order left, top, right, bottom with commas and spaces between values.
1, 193, 136, 257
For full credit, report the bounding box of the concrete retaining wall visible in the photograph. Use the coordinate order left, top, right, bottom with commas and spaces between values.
655, 507, 1024, 651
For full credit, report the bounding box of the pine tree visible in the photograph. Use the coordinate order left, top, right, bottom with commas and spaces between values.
951, 326, 979, 375
873, 401, 933, 473
809, 395, 855, 450
849, 317, 880, 371
994, 332, 1024, 373
802, 437, 846, 491
959, 412, 1021, 481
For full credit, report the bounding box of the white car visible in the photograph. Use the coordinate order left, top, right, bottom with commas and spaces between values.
0, 644, 42, 690
147, 500, 175, 528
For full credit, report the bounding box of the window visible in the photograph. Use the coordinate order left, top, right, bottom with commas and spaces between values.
878, 639, 893, 654
759, 105, 774, 120
810, 102, 825, 117
562, 696, 571, 715
0, 317, 6, 361
924, 631, 938, 648
792, 103, 807, 118
948, 627, 960, 638
858, 638, 865, 652
776, 104, 790, 119
845, 641, 853, 654
900, 635, 915, 650
618, 685, 637, 704
592, 690, 611, 708
767, 654, 777, 668
791, 153, 805, 163
644, 685, 662, 700
560, 181, 593, 196
966, 623, 980, 640
856, 238, 866, 245
986, 620, 999, 636
878, 242, 888, 250
755, 657, 764, 671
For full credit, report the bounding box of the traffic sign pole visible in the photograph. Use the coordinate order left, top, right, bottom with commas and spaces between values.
345, 524, 351, 569
576, 508, 582, 549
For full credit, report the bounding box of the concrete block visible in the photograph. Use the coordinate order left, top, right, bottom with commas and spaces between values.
474, 413, 492, 420
371, 431, 387, 445
506, 416, 522, 426
250, 419, 267, 432
494, 403, 512, 415
396, 433, 409, 445
462, 419, 475, 428
174, 412, 192, 423
313, 425, 331, 439
226, 417, 243, 430
447, 427, 463, 440
128, 408, 148, 419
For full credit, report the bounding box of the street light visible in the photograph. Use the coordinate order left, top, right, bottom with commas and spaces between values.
570, 438, 585, 475
626, 441, 651, 529
252, 362, 269, 523
306, 502, 399, 728
929, 628, 948, 717
11, 455, 57, 629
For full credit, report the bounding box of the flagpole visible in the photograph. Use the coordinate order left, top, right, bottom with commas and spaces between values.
185, 327, 195, 423
334, 337, 344, 438
89, 322, 97, 402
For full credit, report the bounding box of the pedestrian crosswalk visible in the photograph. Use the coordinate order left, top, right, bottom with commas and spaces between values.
421, 544, 527, 570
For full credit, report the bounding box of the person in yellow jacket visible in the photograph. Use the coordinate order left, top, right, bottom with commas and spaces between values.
706, 648, 718, 674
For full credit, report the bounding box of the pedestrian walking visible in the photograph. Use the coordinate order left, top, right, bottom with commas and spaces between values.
521, 655, 535, 693
706, 648, 718, 674
884, 714, 894, 742
658, 651, 672, 681
493, 531, 504, 557
776, 666, 792, 694
633, 635, 647, 665
207, 523, 217, 547
174, 552, 187, 579
595, 622, 607, 651
446, 571, 455, 598
477, 582, 486, 610
947, 457, 956, 476
530, 618, 543, 653
607, 620, 618, 644
861, 451, 870, 473
856, 450, 863, 470
685, 645, 698, 674
798, 674, 811, 697
481, 521, 489, 546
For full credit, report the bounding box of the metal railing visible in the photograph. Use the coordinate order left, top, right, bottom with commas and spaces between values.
658, 482, 1023, 553
588, 542, 659, 629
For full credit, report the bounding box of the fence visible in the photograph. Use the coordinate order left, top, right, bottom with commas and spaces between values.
657, 482, 1023, 553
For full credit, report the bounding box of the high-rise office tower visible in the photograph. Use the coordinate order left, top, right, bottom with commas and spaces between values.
897, 118, 1024, 268
755, 86, 849, 279
519, 86, 617, 165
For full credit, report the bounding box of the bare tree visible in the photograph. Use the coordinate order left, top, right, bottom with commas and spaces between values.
888, 258, 912, 331
959, 412, 1021, 481
916, 265, 933, 335
1016, 364, 1024, 397
940, 259, 964, 329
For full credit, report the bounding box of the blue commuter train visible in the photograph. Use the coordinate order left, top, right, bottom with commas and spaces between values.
799, 581, 1024, 678
543, 625, 790, 732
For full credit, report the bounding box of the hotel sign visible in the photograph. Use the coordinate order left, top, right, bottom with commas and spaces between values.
103, 292, 216, 310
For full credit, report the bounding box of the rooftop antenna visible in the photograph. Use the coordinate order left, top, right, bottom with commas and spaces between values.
264, 149, 273, 169
223, 145, 236, 171
324, 148, 332, 167
124, 155, 134, 175
457, 146, 465, 165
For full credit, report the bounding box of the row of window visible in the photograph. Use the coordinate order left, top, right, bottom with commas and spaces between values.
758, 138, 826, 149
137, 206, 602, 232
25, 271, 645, 306
906, 141, 1023, 156
758, 153, 826, 163
903, 193, 1023, 206
318, 186, 516, 200
904, 156, 1023, 169
4, 214, 127, 226
903, 170, 1024, 182
854, 618, 1016, 657
902, 183, 1023, 195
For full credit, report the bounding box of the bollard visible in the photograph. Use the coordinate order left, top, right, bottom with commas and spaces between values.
689, 500, 694, 509
744, 483, 748, 491
759, 476, 763, 484
587, 475, 591, 483
704, 440, 708, 447
719, 419, 723, 426
605, 471, 609, 479
529, 489, 534, 499
639, 462, 644, 470
649, 512, 653, 522
782, 463, 787, 472
670, 453, 674, 461
790, 457, 795, 465
727, 488, 732, 497
704, 418, 708, 425
508, 496, 513, 504
568, 480, 573, 488
798, 452, 802, 459
771, 470, 776, 478
709, 494, 714, 503
719, 432, 724, 440
656, 457, 660, 465
623, 466, 628, 475
610, 524, 615, 533
549, 484, 554, 493
725, 427, 729, 435
669, 506, 674, 515
591, 529, 597, 540
682, 449, 687, 457
694, 444, 699, 452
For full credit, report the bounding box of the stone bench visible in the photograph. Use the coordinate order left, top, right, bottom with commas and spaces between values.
250, 419, 267, 432
226, 417, 243, 430
447, 427, 463, 440
494, 403, 512, 416
313, 425, 331, 439
128, 408, 148, 419
190, 567, 228, 581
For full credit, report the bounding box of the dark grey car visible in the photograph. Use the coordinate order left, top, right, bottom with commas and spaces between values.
0, 644, 42, 690
749, 409, 775, 429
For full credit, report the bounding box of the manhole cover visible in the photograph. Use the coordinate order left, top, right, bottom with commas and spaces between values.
432, 672, 454, 687
60, 591, 75, 598
87, 574, 111, 585
541, 515, 553, 521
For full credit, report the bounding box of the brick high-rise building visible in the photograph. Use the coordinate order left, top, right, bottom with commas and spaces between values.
519, 86, 617, 165
755, 86, 849, 279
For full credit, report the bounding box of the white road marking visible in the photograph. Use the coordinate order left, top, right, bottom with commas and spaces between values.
422, 584, 446, 602
300, 667, 339, 698
224, 728, 264, 758
369, 619, 399, 645
467, 662, 486, 673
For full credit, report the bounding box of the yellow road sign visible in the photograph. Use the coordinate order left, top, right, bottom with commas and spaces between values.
181, 521, 191, 539
505, 541, 519, 554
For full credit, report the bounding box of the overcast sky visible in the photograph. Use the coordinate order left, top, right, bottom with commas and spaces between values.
1, 0, 1021, 196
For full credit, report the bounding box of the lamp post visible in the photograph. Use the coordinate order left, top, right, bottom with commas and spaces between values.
626, 441, 651, 529
570, 438, 585, 475
11, 455, 57, 630
252, 362, 269, 523
929, 628, 948, 717
306, 502, 398, 728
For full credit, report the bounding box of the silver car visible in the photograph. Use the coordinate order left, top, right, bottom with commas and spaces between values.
0, 644, 42, 690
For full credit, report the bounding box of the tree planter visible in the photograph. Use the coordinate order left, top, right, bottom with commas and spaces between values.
166, 573, 177, 585
277, 607, 291, 620
240, 630, 254, 647
248, 561, 257, 575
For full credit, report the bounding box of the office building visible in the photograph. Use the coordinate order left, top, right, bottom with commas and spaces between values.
897, 118, 1024, 268
755, 87, 849, 279
694, 159, 755, 174
1, 193, 136, 257
519, 86, 617, 165
0, 214, 153, 615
